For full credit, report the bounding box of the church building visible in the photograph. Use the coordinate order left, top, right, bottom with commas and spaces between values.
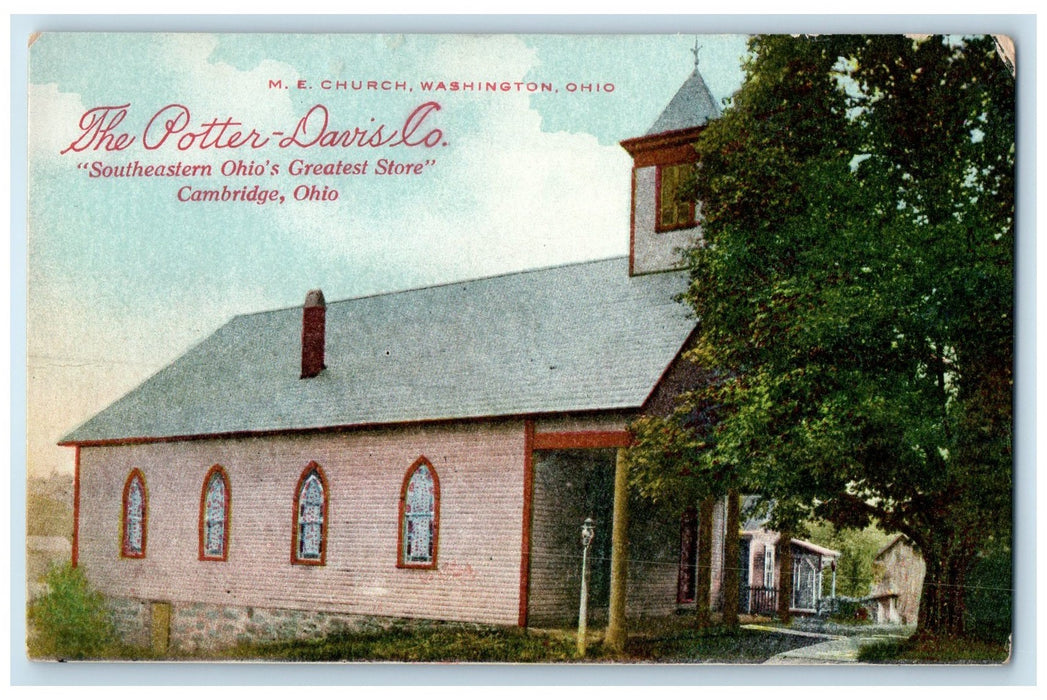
60, 60, 833, 652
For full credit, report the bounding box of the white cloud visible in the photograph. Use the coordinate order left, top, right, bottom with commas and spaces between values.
275, 34, 631, 294
154, 34, 299, 131
430, 34, 537, 78
28, 83, 86, 166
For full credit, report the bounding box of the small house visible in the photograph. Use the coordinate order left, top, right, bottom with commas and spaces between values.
732, 497, 839, 616
870, 535, 925, 625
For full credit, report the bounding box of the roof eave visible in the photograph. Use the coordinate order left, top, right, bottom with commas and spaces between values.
791, 537, 842, 558
620, 126, 706, 157
58, 404, 652, 449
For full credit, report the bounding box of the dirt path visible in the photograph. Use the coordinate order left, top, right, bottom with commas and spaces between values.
744, 623, 907, 664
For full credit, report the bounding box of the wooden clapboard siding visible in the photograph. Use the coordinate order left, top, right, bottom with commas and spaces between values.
623, 496, 679, 619
77, 420, 526, 626
629, 165, 699, 275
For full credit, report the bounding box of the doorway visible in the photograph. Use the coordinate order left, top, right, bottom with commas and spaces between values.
527, 449, 616, 625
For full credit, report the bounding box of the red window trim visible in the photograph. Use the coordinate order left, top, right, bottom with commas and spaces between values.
655, 163, 697, 233
120, 468, 148, 559
198, 464, 231, 562
397, 456, 441, 570
72, 446, 81, 568
290, 461, 328, 566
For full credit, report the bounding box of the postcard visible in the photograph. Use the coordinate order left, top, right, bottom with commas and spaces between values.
25, 31, 1014, 666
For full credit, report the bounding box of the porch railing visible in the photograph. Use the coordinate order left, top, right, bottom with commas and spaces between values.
746, 585, 778, 615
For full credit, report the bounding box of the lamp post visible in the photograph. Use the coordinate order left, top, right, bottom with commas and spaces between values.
577, 517, 595, 657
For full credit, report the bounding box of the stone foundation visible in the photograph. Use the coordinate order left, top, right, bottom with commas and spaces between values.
106, 597, 400, 653
108, 597, 150, 648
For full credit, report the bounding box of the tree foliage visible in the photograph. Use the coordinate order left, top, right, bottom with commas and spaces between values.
631, 35, 1013, 639
806, 521, 893, 598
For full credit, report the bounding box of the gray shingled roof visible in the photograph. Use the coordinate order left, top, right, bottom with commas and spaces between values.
61, 257, 696, 444
647, 67, 722, 135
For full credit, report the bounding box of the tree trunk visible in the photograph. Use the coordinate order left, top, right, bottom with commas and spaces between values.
916, 546, 972, 639
604, 449, 630, 653
777, 533, 793, 625
694, 497, 714, 628
722, 490, 740, 628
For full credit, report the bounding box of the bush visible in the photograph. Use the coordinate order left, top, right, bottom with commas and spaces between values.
28, 563, 115, 659
822, 596, 872, 624
964, 545, 1012, 643
857, 638, 903, 662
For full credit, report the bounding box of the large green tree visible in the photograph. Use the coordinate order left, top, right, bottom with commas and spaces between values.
633, 35, 1013, 639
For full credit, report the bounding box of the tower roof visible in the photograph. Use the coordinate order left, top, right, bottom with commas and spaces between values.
646, 66, 721, 135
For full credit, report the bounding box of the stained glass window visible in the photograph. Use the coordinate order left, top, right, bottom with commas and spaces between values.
400, 460, 438, 566
201, 467, 229, 560
122, 470, 146, 557
295, 467, 326, 563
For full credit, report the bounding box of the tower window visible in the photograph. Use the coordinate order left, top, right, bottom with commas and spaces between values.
657, 163, 696, 231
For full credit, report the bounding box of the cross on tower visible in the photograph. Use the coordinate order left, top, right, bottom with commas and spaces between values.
691, 39, 701, 69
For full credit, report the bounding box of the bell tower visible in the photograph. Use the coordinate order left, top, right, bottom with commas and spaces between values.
620, 47, 721, 275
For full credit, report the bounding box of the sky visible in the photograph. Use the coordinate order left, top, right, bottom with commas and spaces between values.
27, 33, 750, 478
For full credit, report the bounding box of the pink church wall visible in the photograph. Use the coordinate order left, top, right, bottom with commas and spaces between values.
77, 420, 528, 628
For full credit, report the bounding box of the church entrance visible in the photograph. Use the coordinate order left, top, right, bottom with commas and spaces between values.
526, 449, 616, 626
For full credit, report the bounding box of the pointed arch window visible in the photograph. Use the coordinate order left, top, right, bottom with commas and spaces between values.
398, 457, 440, 568
292, 463, 327, 565
199, 465, 230, 561
121, 469, 147, 558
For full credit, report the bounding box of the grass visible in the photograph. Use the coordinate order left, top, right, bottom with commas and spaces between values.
624, 626, 823, 663
857, 635, 1010, 664
204, 619, 825, 663
91, 617, 1012, 665
218, 623, 579, 662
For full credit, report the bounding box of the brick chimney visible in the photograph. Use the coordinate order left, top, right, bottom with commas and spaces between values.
301, 289, 326, 378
